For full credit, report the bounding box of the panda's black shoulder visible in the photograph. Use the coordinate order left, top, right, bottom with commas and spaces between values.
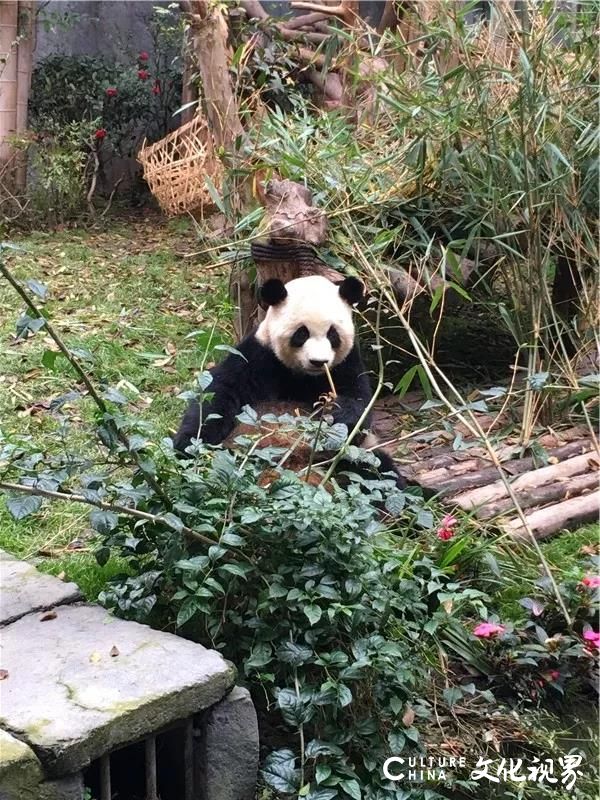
215, 331, 277, 370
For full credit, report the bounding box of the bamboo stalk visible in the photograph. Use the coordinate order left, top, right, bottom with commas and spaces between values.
0, 1, 19, 171
15, 0, 34, 190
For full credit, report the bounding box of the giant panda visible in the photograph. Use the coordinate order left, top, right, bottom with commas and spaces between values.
173, 274, 404, 488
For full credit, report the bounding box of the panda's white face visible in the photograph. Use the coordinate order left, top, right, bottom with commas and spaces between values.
256, 275, 363, 375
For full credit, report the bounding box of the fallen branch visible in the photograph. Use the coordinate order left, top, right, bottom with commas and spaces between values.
291, 0, 359, 26
421, 440, 593, 495
239, 0, 268, 20
284, 11, 329, 29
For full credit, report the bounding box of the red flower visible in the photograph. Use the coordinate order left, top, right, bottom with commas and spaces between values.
473, 622, 505, 638
152, 79, 161, 96
94, 128, 107, 140
138, 69, 150, 80
437, 513, 458, 540
138, 51, 149, 61
106, 87, 118, 97
549, 670, 560, 681
581, 575, 600, 588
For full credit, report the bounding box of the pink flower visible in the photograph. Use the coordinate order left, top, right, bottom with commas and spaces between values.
583, 629, 600, 651
94, 128, 107, 140
473, 622, 505, 638
106, 87, 118, 97
138, 69, 150, 80
139, 51, 149, 61
437, 527, 455, 541
441, 514, 458, 528
549, 670, 560, 681
152, 79, 161, 96
581, 575, 600, 588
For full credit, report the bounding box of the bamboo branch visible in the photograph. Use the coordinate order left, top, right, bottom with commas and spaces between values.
0, 481, 216, 548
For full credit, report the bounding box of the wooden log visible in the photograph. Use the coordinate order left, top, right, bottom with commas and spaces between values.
477, 472, 600, 520
416, 458, 482, 485
507, 492, 600, 541
410, 452, 471, 472
426, 440, 593, 496
454, 452, 597, 510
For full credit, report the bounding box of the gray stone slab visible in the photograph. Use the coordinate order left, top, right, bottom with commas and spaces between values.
198, 686, 259, 800
0, 603, 236, 776
0, 550, 81, 625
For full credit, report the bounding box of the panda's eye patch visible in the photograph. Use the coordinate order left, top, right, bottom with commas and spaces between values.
327, 325, 341, 349
290, 325, 310, 348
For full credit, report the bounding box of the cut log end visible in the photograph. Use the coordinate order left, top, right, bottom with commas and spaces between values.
506, 491, 600, 541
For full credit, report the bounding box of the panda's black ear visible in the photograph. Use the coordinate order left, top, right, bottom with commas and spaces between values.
259, 279, 288, 309
337, 276, 364, 307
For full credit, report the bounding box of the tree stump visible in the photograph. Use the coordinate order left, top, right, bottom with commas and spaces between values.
233, 178, 344, 338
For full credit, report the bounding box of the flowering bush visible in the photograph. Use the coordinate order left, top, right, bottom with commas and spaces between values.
28, 6, 184, 201
29, 53, 182, 163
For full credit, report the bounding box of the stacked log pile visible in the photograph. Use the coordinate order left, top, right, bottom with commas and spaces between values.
373, 400, 599, 541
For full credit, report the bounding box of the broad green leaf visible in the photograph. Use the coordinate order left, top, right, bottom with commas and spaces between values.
6, 494, 42, 520
89, 509, 119, 534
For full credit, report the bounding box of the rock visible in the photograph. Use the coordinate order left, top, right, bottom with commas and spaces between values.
197, 686, 259, 800
38, 775, 85, 800
0, 603, 236, 776
0, 728, 44, 800
0, 551, 81, 626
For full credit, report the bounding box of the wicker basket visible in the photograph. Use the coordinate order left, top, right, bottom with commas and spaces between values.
138, 115, 222, 216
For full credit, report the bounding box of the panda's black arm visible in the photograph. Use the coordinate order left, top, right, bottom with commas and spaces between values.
173, 337, 274, 451
329, 345, 374, 431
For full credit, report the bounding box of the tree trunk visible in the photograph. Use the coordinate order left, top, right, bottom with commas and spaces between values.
232, 177, 343, 338
0, 1, 19, 186
180, 0, 243, 152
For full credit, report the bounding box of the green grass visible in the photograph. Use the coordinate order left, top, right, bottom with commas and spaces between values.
0, 215, 232, 599
494, 523, 600, 623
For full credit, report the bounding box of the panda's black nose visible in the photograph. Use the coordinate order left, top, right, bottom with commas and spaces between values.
309, 359, 328, 368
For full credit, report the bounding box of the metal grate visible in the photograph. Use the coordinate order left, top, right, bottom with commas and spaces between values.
84, 717, 198, 800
